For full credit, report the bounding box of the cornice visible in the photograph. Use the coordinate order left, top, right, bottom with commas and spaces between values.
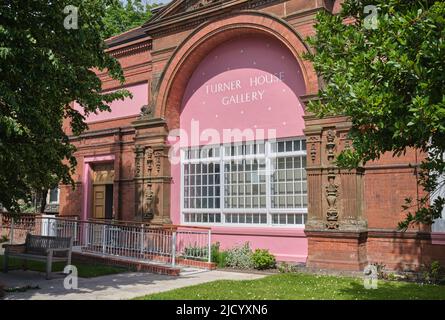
69, 126, 135, 141
143, 0, 285, 38
108, 39, 152, 59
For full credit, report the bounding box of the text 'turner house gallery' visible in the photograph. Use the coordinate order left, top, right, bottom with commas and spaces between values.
59, 0, 445, 271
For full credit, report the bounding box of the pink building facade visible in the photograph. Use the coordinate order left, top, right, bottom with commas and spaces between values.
59, 0, 445, 271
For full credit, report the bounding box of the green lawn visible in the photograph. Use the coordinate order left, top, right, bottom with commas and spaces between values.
136, 273, 445, 300
0, 255, 128, 278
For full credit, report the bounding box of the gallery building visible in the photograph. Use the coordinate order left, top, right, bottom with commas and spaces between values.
59, 0, 445, 271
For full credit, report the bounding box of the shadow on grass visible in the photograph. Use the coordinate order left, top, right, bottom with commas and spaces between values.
339, 280, 445, 300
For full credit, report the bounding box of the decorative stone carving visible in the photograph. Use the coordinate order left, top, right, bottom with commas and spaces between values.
185, 0, 219, 12
135, 145, 144, 178
154, 151, 162, 175
326, 175, 339, 229
146, 147, 153, 176
307, 136, 319, 163
140, 104, 155, 119
132, 117, 172, 224
310, 144, 317, 162
326, 129, 336, 162
325, 129, 339, 229
143, 184, 155, 220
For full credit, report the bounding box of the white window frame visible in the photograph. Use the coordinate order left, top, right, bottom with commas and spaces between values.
180, 137, 308, 228
47, 187, 60, 204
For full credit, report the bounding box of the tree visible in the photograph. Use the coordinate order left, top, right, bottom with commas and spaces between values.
305, 0, 445, 229
102, 0, 158, 39
0, 0, 131, 213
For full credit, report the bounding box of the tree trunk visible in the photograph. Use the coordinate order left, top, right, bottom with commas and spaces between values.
39, 189, 48, 214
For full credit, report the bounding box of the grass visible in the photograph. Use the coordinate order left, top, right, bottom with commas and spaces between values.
135, 273, 445, 300
0, 254, 127, 278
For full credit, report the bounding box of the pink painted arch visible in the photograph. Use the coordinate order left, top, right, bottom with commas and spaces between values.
155, 11, 319, 126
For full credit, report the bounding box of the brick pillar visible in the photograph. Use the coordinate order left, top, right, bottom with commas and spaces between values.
304, 114, 368, 271
132, 116, 172, 224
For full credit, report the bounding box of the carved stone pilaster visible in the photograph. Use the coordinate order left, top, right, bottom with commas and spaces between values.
132, 117, 172, 224
304, 115, 366, 232
304, 114, 368, 270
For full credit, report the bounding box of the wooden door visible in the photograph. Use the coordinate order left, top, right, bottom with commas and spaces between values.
93, 185, 106, 219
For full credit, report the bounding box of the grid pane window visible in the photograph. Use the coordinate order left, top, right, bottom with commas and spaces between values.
182, 138, 307, 226
184, 213, 221, 223
226, 213, 267, 224
224, 159, 266, 209
271, 155, 307, 209
183, 162, 221, 209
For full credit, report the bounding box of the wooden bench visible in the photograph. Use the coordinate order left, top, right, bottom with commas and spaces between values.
3, 234, 72, 279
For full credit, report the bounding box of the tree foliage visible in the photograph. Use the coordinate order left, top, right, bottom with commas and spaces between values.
0, 0, 132, 213
102, 0, 158, 39
305, 0, 445, 229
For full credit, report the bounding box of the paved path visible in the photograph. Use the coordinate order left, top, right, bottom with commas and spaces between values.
0, 268, 264, 300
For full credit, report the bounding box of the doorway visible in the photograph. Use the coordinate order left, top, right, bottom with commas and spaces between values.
91, 163, 115, 220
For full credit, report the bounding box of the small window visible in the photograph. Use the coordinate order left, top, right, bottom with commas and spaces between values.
49, 188, 59, 204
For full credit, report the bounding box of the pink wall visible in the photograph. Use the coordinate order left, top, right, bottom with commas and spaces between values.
74, 82, 148, 124
212, 227, 308, 262
180, 35, 306, 146
170, 35, 308, 262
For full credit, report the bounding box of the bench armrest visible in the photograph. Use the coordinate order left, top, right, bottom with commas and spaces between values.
3, 244, 26, 254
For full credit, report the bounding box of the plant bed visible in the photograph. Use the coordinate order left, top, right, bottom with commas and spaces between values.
211, 242, 278, 272
218, 267, 279, 275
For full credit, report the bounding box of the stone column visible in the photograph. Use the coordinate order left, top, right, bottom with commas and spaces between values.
132, 112, 172, 224
304, 113, 368, 270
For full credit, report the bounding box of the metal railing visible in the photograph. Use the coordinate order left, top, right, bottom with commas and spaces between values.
0, 214, 211, 268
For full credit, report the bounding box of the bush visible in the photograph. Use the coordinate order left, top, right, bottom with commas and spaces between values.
277, 262, 300, 273
183, 242, 228, 266
421, 261, 443, 284
218, 251, 228, 268
252, 249, 276, 270
370, 262, 387, 280
183, 244, 208, 260
211, 242, 221, 264
225, 242, 254, 269
210, 242, 228, 267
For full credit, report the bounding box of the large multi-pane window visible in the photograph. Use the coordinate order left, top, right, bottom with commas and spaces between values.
181, 138, 307, 226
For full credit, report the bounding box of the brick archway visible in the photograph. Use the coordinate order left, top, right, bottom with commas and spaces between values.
155, 11, 319, 125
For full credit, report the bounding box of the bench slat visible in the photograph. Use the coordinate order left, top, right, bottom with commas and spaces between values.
7, 253, 69, 262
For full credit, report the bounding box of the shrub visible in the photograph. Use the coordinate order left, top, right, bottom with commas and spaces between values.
277, 262, 300, 273
0, 235, 8, 243
183, 242, 227, 266
211, 242, 221, 264
252, 249, 276, 270
370, 262, 387, 280
183, 244, 208, 260
218, 251, 228, 268
421, 261, 443, 284
224, 242, 254, 269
